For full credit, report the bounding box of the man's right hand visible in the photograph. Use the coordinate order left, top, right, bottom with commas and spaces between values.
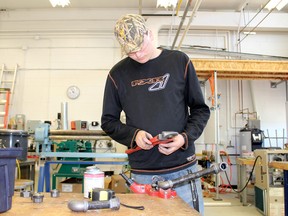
135, 130, 153, 150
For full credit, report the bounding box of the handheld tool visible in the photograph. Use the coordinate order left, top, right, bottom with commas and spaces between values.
125, 131, 178, 154
89, 188, 115, 201
120, 162, 228, 199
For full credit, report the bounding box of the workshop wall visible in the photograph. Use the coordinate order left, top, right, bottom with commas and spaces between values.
0, 8, 287, 154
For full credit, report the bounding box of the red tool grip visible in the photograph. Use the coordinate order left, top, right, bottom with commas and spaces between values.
125, 136, 174, 155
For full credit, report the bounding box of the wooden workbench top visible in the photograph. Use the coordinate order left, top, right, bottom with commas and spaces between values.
3, 192, 200, 216
236, 157, 256, 166
269, 161, 288, 170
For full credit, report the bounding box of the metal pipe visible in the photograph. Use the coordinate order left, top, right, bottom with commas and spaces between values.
239, 0, 270, 34
276, 129, 278, 147
61, 102, 68, 130
171, 0, 193, 50
267, 129, 272, 147
49, 135, 111, 140
50, 130, 106, 135
213, 70, 221, 201
238, 8, 275, 44
49, 130, 110, 140
176, 0, 183, 16
68, 198, 120, 212
157, 162, 228, 190
177, 0, 202, 49
248, 81, 256, 113
286, 81, 288, 137
39, 152, 128, 158
286, 81, 288, 101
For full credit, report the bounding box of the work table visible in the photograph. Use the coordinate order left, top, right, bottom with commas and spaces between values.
3, 192, 200, 216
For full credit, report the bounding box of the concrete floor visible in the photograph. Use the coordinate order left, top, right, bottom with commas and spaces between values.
204, 191, 262, 216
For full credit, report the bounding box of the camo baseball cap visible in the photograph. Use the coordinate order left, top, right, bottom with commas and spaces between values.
114, 14, 147, 54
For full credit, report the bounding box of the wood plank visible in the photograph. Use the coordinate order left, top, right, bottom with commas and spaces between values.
2, 192, 200, 216
269, 161, 288, 170
236, 158, 256, 166
192, 59, 288, 80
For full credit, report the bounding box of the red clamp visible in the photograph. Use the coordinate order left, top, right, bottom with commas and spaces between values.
125, 131, 178, 154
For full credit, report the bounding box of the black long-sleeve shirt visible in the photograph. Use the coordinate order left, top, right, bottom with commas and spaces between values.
101, 49, 210, 174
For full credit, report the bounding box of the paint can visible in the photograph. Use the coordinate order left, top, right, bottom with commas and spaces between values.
83, 166, 104, 198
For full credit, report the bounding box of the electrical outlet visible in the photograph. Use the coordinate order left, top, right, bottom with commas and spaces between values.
95, 140, 115, 152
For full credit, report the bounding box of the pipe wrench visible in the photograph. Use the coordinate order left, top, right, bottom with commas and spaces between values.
125, 131, 178, 154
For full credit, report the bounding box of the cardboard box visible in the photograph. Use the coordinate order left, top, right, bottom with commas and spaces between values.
57, 178, 83, 193
111, 174, 128, 193
104, 176, 112, 189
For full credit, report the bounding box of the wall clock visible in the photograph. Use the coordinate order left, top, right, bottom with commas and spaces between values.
67, 85, 80, 99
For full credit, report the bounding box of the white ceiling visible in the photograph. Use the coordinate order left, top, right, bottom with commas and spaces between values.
1, 0, 288, 12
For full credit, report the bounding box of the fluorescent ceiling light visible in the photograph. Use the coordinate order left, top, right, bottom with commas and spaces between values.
157, 0, 178, 9
49, 0, 70, 7
243, 32, 256, 35
276, 0, 288, 9
265, 0, 288, 11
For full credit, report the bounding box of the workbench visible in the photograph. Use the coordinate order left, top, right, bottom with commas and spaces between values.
236, 157, 256, 206
3, 192, 200, 216
269, 161, 288, 216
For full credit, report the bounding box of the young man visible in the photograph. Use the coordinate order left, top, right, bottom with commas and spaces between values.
101, 14, 210, 215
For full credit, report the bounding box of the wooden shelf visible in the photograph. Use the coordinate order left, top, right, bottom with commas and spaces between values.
192, 59, 288, 80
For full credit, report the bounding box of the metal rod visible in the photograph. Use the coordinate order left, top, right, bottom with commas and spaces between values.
171, 0, 193, 50
39, 152, 128, 159
177, 0, 203, 49
267, 129, 272, 147
283, 128, 285, 147
276, 129, 278, 147
49, 135, 112, 140
238, 8, 274, 44
213, 70, 222, 201
239, 0, 270, 34
50, 130, 106, 135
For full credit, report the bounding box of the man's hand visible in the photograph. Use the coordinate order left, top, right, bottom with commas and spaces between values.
135, 130, 153, 150
158, 134, 185, 155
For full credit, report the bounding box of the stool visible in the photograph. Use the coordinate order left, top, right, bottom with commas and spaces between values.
14, 179, 34, 192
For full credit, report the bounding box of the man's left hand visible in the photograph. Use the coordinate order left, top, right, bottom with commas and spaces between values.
158, 134, 185, 155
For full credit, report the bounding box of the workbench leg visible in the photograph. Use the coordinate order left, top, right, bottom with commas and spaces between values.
284, 170, 288, 216
52, 174, 57, 190
31, 163, 36, 190
237, 164, 241, 202
37, 166, 44, 192
44, 162, 51, 192
240, 165, 248, 206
